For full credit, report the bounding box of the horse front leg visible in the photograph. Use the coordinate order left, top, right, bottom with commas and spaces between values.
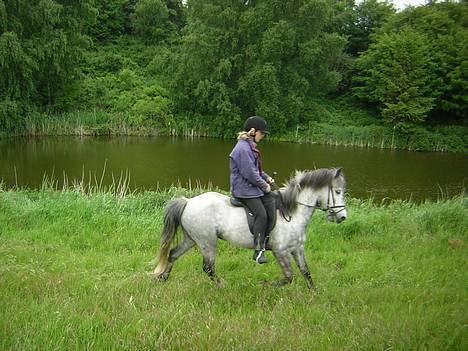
292, 247, 315, 290
272, 251, 294, 287
201, 247, 225, 288
202, 256, 225, 288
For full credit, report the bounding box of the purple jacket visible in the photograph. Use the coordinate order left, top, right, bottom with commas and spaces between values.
229, 138, 270, 198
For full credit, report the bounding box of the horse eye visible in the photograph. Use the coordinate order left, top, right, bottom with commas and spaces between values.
336, 189, 342, 195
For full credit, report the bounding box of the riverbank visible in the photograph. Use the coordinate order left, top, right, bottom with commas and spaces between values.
0, 186, 466, 349
2, 108, 466, 153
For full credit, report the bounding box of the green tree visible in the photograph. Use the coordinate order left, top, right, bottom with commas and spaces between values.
382, 2, 468, 120
169, 0, 347, 133
347, 0, 395, 56
353, 30, 435, 126
166, 0, 186, 30
132, 0, 174, 43
353, 2, 467, 125
0, 0, 95, 130
88, 0, 131, 41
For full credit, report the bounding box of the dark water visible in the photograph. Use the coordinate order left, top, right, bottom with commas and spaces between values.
0, 136, 466, 201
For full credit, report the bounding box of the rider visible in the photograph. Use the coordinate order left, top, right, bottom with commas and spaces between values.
229, 116, 276, 264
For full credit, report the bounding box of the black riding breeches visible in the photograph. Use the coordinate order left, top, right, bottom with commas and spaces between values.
239, 192, 276, 238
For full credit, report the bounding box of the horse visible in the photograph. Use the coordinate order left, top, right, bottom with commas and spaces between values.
153, 167, 347, 289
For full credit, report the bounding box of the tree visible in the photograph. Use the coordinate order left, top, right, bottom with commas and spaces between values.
330, 0, 396, 57
353, 30, 435, 126
166, 0, 186, 30
383, 2, 468, 121
88, 0, 131, 41
348, 0, 395, 56
168, 0, 347, 133
0, 0, 95, 130
132, 0, 174, 43
353, 2, 468, 124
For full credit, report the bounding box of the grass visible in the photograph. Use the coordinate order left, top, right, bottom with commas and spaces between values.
0, 185, 466, 350
20, 110, 162, 137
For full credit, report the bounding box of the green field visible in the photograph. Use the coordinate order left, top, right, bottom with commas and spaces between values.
0, 186, 466, 350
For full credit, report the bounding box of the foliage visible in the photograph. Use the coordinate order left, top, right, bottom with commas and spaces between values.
353, 2, 468, 125
74, 68, 174, 129
87, 0, 186, 43
0, 0, 95, 131
132, 0, 185, 43
333, 0, 396, 57
0, 0, 465, 152
353, 29, 436, 125
88, 0, 133, 41
133, 0, 171, 42
388, 2, 468, 121
65, 37, 175, 130
167, 0, 347, 133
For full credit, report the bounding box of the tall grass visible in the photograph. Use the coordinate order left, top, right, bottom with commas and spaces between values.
3, 108, 466, 152
20, 110, 161, 137
0, 185, 466, 350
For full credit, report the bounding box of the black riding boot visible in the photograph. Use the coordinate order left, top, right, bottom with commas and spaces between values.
253, 232, 268, 264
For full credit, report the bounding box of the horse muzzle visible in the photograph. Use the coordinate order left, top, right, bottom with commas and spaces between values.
336, 213, 347, 224
328, 208, 347, 224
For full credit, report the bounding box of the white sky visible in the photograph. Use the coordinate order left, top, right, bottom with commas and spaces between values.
391, 0, 428, 10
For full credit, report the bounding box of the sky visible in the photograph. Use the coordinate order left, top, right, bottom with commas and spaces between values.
391, 0, 428, 10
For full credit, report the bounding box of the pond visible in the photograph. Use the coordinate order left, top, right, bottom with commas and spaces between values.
1, 136, 466, 202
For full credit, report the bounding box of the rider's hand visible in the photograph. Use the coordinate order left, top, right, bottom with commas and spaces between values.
267, 177, 275, 185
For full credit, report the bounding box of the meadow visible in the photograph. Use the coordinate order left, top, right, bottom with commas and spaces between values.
0, 185, 466, 350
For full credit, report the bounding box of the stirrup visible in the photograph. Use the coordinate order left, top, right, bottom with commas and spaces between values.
254, 249, 268, 264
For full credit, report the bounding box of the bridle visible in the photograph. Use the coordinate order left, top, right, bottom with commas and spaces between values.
296, 186, 346, 216
278, 185, 346, 222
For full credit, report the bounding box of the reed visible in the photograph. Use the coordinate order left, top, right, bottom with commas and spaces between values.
3, 111, 467, 152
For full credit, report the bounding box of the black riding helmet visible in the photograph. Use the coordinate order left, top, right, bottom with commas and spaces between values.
243, 116, 269, 134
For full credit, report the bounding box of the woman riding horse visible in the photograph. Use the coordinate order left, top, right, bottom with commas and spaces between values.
229, 116, 276, 264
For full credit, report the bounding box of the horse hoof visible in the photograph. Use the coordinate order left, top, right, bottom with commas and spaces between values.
215, 278, 226, 289
153, 273, 169, 282
274, 278, 292, 287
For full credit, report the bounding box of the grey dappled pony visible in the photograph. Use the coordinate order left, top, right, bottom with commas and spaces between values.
153, 168, 347, 289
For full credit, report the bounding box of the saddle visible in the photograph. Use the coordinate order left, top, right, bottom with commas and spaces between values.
229, 191, 287, 235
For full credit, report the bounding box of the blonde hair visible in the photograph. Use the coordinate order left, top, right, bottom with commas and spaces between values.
237, 131, 250, 140
237, 128, 256, 140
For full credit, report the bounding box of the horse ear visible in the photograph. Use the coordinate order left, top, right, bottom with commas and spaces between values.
334, 167, 343, 178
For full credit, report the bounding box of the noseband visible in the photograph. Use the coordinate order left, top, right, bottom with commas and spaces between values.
297, 186, 346, 215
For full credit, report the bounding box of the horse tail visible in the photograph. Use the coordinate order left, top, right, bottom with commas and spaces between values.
153, 197, 188, 277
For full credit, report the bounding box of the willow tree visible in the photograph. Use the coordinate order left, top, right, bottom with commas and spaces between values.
0, 0, 95, 131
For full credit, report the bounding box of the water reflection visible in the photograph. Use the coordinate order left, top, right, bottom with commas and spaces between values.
0, 136, 466, 201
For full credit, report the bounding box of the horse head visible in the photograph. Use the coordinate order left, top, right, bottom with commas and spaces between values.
322, 167, 347, 224
288, 167, 347, 224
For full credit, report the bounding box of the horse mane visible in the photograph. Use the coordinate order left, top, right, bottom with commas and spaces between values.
280, 168, 343, 214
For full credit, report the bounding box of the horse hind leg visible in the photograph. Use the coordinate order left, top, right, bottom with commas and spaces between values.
156, 233, 195, 281
272, 251, 294, 287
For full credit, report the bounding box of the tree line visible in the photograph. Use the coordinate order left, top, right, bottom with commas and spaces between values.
0, 0, 466, 141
